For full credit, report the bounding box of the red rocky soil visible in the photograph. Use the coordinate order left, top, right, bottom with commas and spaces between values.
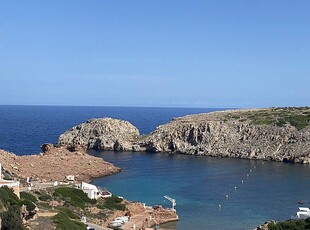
0, 144, 121, 182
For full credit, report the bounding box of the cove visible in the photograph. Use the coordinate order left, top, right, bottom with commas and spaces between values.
90, 151, 310, 230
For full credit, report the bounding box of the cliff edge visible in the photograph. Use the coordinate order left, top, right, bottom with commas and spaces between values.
58, 107, 310, 163
58, 118, 139, 151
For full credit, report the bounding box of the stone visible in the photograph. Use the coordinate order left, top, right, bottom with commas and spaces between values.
58, 118, 139, 151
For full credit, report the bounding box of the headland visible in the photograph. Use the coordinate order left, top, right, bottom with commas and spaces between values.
58, 107, 310, 164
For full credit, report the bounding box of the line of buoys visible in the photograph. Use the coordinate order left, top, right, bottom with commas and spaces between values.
219, 165, 259, 210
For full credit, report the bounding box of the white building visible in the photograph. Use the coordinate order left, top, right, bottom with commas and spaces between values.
80, 182, 100, 199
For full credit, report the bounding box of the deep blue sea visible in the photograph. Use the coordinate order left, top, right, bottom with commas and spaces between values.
1, 105, 310, 230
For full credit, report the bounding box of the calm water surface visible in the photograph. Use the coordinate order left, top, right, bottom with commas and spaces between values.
91, 151, 310, 230
0, 105, 309, 229
0, 105, 218, 154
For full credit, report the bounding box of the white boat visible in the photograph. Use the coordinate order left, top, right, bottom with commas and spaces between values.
296, 207, 310, 219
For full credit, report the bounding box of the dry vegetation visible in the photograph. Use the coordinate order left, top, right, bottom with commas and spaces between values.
225, 107, 310, 130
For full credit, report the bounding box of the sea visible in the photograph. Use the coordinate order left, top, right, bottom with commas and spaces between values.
1, 105, 310, 230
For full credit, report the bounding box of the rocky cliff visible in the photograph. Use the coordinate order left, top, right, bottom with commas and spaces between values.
58, 107, 310, 163
58, 118, 139, 151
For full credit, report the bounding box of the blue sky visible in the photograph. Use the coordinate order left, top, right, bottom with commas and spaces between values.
0, 1, 309, 108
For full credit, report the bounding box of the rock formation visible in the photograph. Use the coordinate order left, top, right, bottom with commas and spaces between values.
139, 108, 310, 163
58, 108, 310, 164
58, 118, 139, 151
0, 144, 121, 182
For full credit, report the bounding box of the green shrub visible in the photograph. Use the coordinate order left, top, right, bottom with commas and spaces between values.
39, 193, 52, 201
286, 115, 309, 130
253, 117, 274, 125
0, 187, 24, 229
58, 207, 78, 219
268, 218, 310, 230
20, 192, 37, 212
1, 204, 25, 230
238, 108, 310, 130
111, 195, 123, 203
52, 211, 86, 230
276, 118, 286, 127
99, 196, 126, 211
54, 187, 96, 209
0, 186, 20, 207
20, 192, 37, 203
21, 199, 36, 212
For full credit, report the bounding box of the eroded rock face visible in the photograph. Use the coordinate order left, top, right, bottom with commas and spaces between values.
138, 109, 310, 163
58, 118, 140, 151
57, 109, 310, 164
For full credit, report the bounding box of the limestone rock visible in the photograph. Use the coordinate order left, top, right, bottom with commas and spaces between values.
138, 108, 310, 163
57, 108, 310, 164
58, 118, 140, 151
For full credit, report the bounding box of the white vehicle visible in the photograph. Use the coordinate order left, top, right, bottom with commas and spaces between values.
115, 216, 129, 223
109, 221, 122, 228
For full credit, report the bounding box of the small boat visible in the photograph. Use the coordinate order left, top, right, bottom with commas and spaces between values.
296, 207, 310, 219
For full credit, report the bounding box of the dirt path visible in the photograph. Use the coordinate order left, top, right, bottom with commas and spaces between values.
36, 211, 58, 217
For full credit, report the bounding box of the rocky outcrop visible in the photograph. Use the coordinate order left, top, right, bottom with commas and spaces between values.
58, 118, 139, 151
139, 108, 310, 163
0, 145, 121, 182
58, 108, 310, 164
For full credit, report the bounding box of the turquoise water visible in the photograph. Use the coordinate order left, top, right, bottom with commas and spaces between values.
1, 105, 309, 229
91, 151, 310, 230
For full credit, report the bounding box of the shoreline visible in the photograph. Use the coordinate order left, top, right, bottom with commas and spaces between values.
0, 145, 179, 229
0, 144, 121, 183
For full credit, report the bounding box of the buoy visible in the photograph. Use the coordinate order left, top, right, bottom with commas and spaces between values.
218, 204, 221, 209
234, 186, 237, 190
241, 180, 244, 184
225, 195, 229, 199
